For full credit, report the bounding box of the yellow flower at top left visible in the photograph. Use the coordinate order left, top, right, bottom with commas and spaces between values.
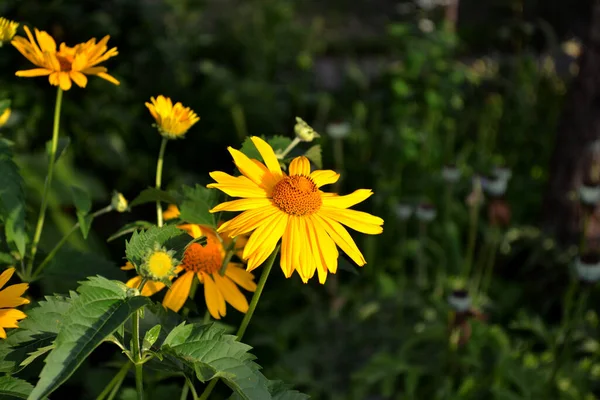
0, 17, 18, 44
11, 26, 119, 91
0, 267, 29, 339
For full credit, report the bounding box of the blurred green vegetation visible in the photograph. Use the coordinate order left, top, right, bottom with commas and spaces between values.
1, 0, 596, 399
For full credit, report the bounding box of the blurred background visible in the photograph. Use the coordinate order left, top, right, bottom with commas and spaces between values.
2, 0, 600, 399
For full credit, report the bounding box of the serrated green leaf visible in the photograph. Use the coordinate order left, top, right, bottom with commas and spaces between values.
125, 225, 188, 267
304, 144, 322, 169
0, 376, 33, 399
46, 137, 71, 164
29, 276, 151, 400
0, 294, 73, 373
40, 248, 126, 294
161, 323, 270, 400
0, 139, 27, 256
107, 220, 154, 242
230, 380, 310, 400
178, 185, 218, 227
130, 188, 178, 207
20, 345, 54, 368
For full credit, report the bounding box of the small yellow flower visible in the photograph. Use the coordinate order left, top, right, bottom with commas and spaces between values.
0, 108, 10, 127
145, 95, 200, 139
207, 136, 384, 283
0, 18, 18, 44
0, 267, 29, 339
11, 26, 119, 91
123, 221, 256, 319
140, 245, 178, 283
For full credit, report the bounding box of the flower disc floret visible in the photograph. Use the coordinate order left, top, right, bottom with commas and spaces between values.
181, 230, 225, 274
140, 245, 178, 283
271, 175, 322, 216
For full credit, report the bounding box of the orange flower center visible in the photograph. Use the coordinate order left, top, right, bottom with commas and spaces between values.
271, 175, 322, 216
56, 53, 73, 71
181, 230, 224, 274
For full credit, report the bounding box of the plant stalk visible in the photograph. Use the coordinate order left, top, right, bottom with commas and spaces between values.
96, 362, 130, 400
155, 137, 168, 227
27, 87, 64, 278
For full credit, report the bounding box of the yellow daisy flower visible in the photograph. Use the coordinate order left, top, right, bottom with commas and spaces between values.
145, 95, 200, 139
11, 26, 119, 91
123, 223, 256, 319
0, 107, 10, 127
0, 267, 29, 339
0, 17, 18, 44
207, 136, 384, 283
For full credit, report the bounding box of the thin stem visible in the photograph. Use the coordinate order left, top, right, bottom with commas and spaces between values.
33, 205, 113, 280
185, 377, 199, 400
155, 137, 168, 228
277, 137, 301, 160
462, 202, 480, 279
132, 308, 144, 400
179, 381, 189, 400
27, 87, 64, 278
198, 245, 281, 400
96, 363, 130, 400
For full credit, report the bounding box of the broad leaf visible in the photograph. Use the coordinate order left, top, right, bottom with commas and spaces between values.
230, 380, 310, 400
304, 145, 322, 169
130, 187, 178, 207
107, 220, 154, 242
161, 323, 270, 400
0, 294, 73, 373
0, 376, 33, 399
40, 248, 126, 294
125, 225, 189, 267
0, 139, 27, 256
177, 185, 218, 227
29, 276, 151, 400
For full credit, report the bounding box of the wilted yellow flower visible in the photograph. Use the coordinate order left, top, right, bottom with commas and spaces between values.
0, 17, 18, 44
11, 26, 119, 91
145, 95, 200, 139
208, 136, 384, 283
0, 267, 29, 339
0, 108, 10, 127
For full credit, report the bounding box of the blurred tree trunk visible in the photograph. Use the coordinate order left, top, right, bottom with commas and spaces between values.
544, 0, 598, 242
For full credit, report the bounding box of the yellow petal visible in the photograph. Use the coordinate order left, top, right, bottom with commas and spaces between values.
163, 204, 180, 220
310, 170, 340, 188
319, 207, 383, 235
142, 281, 166, 297
0, 327, 5, 339
95, 72, 120, 85
0, 308, 27, 329
34, 29, 56, 53
224, 264, 257, 292
280, 218, 297, 278
242, 211, 288, 266
210, 198, 273, 212
15, 68, 52, 77
203, 272, 226, 319
321, 189, 373, 209
70, 71, 88, 88
0, 283, 29, 308
0, 268, 15, 290
58, 72, 72, 91
162, 271, 194, 312
227, 147, 272, 188
217, 206, 280, 238
305, 218, 328, 284
295, 217, 315, 283
309, 215, 339, 274
250, 136, 283, 178
178, 224, 203, 239
121, 262, 135, 271
125, 275, 142, 289
212, 273, 249, 313
289, 156, 311, 176
313, 214, 366, 266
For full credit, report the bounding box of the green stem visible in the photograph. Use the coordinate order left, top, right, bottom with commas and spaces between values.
277, 137, 301, 160
462, 202, 480, 279
132, 308, 144, 400
179, 382, 189, 400
96, 363, 130, 400
185, 377, 199, 400
27, 87, 64, 278
155, 137, 168, 228
33, 205, 113, 280
198, 245, 280, 400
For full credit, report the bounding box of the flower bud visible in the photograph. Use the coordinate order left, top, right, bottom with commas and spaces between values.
111, 191, 129, 212
294, 117, 320, 142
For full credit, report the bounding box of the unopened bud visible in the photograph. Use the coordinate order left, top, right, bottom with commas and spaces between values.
294, 117, 320, 142
112, 191, 129, 212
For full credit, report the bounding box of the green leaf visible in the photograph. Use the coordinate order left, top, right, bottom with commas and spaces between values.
0, 252, 15, 265
107, 220, 154, 242
142, 325, 161, 351
0, 294, 73, 373
29, 276, 151, 400
178, 185, 218, 227
0, 376, 33, 399
239, 135, 292, 162
0, 100, 10, 116
46, 137, 71, 164
161, 323, 270, 400
40, 248, 126, 294
304, 145, 322, 169
0, 139, 27, 256
230, 380, 310, 400
125, 225, 188, 267
130, 187, 178, 208
71, 186, 92, 215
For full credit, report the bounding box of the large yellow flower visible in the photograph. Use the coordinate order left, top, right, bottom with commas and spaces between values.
0, 17, 18, 43
0, 267, 29, 339
124, 222, 256, 319
145, 95, 200, 139
208, 136, 384, 283
11, 26, 119, 91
